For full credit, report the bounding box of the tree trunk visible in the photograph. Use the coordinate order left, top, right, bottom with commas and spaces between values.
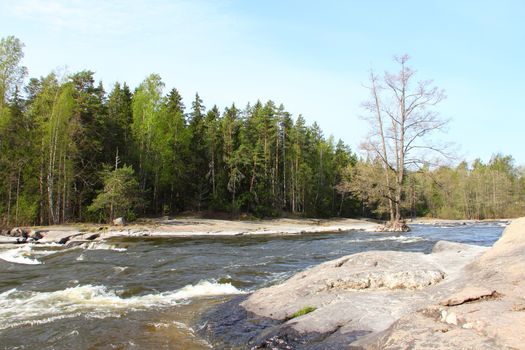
282, 129, 287, 208
371, 74, 395, 222
62, 153, 67, 222
15, 166, 21, 225
338, 192, 345, 216
39, 154, 44, 225
6, 176, 12, 226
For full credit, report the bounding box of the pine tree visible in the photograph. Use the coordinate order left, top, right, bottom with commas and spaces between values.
188, 93, 209, 211
88, 165, 142, 223
106, 82, 133, 166
163, 88, 190, 213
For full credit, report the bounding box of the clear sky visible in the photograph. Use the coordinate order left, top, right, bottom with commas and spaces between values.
1, 0, 524, 165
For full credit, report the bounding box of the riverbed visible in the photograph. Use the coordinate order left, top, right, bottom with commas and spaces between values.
0, 222, 506, 349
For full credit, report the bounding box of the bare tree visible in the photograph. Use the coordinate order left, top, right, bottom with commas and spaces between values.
361, 55, 447, 230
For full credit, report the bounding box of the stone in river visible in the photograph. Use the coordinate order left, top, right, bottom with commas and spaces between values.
112, 217, 126, 226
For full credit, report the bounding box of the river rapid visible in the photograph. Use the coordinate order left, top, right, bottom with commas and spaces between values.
0, 222, 506, 349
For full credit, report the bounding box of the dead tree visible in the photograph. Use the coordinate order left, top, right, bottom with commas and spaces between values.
361, 55, 447, 230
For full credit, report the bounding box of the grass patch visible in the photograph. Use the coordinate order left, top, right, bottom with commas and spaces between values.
289, 306, 317, 319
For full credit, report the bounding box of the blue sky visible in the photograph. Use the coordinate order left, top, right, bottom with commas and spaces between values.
1, 0, 524, 165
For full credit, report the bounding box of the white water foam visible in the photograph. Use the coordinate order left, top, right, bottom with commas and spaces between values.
35, 242, 63, 248
0, 280, 244, 330
81, 242, 127, 252
113, 266, 128, 273
0, 245, 42, 265
0, 243, 68, 265
169, 280, 244, 300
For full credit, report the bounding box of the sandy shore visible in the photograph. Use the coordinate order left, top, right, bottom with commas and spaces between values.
0, 217, 382, 245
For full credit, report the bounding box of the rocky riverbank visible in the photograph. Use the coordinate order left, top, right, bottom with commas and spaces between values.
0, 217, 381, 246
198, 218, 525, 349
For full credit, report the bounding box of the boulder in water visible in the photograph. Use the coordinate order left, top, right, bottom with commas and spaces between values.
112, 217, 126, 226
16, 237, 28, 244
9, 227, 29, 237
29, 230, 43, 240
9, 228, 43, 242
85, 233, 100, 240
58, 236, 70, 245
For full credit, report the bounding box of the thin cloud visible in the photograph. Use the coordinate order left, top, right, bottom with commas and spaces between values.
6, 0, 233, 36
10, 0, 125, 33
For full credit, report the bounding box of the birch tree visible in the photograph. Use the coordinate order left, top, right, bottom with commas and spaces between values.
44, 83, 76, 224
0, 36, 27, 112
131, 74, 164, 193
0, 36, 28, 226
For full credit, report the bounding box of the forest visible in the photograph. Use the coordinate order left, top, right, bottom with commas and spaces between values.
1, 36, 524, 226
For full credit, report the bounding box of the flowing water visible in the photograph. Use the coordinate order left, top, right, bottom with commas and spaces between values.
0, 222, 506, 349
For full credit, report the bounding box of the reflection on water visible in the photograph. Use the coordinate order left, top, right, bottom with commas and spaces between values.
0, 222, 505, 349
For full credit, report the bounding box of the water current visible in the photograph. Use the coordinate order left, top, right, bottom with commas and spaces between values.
0, 222, 506, 349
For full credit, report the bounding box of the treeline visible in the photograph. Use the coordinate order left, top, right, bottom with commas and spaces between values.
0, 36, 523, 226
0, 37, 358, 225
417, 156, 525, 219
343, 155, 525, 220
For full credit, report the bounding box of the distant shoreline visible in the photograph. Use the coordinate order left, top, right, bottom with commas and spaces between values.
1, 216, 513, 246
0, 217, 382, 245
409, 217, 512, 225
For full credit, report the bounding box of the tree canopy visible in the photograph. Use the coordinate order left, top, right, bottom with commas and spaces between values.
0, 37, 523, 226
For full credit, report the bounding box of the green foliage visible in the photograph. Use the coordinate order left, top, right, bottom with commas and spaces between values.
0, 35, 365, 225
1, 35, 523, 226
416, 154, 525, 219
289, 306, 317, 319
88, 165, 142, 222
0, 35, 27, 103
340, 154, 525, 220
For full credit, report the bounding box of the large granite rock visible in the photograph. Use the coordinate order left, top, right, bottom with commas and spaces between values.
200, 219, 525, 349
112, 217, 126, 226
356, 217, 525, 350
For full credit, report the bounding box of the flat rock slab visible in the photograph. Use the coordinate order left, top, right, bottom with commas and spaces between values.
6, 218, 381, 244
99, 218, 381, 238
240, 242, 486, 335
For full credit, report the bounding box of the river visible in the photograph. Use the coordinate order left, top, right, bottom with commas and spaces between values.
0, 222, 506, 349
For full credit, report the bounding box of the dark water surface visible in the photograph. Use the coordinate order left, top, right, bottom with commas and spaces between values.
0, 222, 505, 349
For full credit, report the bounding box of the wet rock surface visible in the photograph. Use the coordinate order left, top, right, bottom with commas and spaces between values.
197, 296, 370, 350
197, 296, 280, 349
